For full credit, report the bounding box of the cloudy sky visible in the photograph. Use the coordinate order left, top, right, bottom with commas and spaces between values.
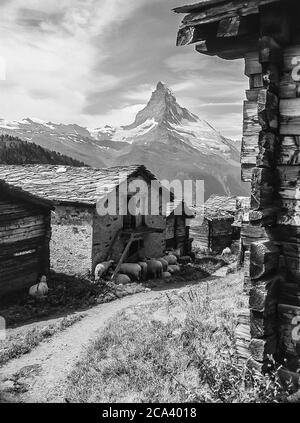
0, 0, 248, 139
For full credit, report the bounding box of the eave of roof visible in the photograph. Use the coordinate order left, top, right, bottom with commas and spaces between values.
173, 0, 280, 14
0, 179, 54, 210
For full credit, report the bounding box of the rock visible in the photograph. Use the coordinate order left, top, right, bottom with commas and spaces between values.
114, 290, 127, 299
227, 262, 238, 275
1, 380, 15, 392
97, 292, 116, 303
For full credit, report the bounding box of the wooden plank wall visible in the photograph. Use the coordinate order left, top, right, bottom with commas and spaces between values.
242, 33, 300, 372
0, 198, 51, 296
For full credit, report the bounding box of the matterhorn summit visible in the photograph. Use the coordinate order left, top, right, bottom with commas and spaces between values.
92, 81, 239, 159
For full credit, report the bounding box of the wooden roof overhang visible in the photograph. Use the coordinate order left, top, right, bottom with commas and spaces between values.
173, 0, 297, 60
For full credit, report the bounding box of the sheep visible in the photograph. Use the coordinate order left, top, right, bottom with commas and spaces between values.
119, 263, 142, 281
168, 265, 181, 274
163, 254, 178, 265
94, 260, 114, 281
157, 258, 168, 272
29, 276, 49, 298
138, 262, 148, 280
115, 274, 131, 285
147, 259, 163, 279
221, 247, 232, 257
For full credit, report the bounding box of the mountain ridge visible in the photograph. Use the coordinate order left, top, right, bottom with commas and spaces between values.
0, 82, 247, 199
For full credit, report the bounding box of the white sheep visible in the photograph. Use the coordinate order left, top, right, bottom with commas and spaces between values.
115, 274, 131, 285
94, 260, 114, 281
163, 254, 178, 265
119, 263, 142, 281
168, 265, 181, 274
29, 275, 49, 298
221, 247, 232, 257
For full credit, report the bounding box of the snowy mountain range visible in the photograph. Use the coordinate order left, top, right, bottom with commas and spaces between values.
0, 82, 246, 198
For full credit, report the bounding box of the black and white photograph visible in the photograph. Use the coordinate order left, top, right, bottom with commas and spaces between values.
0, 0, 300, 409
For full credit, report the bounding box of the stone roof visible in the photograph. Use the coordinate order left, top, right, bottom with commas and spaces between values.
204, 194, 236, 221
0, 164, 162, 207
0, 179, 54, 210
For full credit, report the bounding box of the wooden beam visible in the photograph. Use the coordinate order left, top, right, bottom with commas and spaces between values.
250, 240, 280, 280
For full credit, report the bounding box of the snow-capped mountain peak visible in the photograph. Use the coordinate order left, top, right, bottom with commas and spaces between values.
90, 82, 238, 159
126, 81, 198, 128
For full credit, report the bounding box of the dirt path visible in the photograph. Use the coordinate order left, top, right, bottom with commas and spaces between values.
0, 289, 166, 403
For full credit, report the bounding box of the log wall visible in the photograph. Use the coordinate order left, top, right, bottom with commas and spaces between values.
0, 197, 51, 296
243, 37, 300, 372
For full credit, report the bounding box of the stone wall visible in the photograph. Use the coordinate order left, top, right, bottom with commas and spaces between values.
91, 175, 167, 268
144, 214, 166, 258
92, 213, 123, 271
50, 205, 93, 276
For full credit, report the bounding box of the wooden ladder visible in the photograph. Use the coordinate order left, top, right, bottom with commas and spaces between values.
111, 233, 135, 281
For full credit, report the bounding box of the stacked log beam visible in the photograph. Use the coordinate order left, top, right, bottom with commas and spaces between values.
275, 44, 300, 372
243, 31, 284, 371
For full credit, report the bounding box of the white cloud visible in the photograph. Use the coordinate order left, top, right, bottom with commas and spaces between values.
123, 84, 154, 102
0, 0, 247, 139
0, 0, 154, 124
86, 103, 145, 128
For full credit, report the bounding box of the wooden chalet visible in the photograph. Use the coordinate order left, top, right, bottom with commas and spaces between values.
0, 180, 53, 297
166, 200, 195, 254
193, 195, 236, 253
0, 165, 180, 277
174, 0, 300, 374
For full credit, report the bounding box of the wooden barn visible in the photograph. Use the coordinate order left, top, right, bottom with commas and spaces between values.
166, 200, 195, 255
192, 195, 236, 253
0, 180, 53, 297
0, 165, 173, 277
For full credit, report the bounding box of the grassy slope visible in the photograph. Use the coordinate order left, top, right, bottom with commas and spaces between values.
0, 315, 84, 367
65, 273, 290, 403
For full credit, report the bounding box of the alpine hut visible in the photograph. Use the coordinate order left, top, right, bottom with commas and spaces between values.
0, 165, 172, 277
0, 179, 53, 297
192, 195, 236, 253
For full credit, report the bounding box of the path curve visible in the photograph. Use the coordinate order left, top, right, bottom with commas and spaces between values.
0, 290, 164, 403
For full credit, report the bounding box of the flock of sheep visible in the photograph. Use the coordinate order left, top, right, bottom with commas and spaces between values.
94, 250, 190, 285
28, 247, 232, 298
